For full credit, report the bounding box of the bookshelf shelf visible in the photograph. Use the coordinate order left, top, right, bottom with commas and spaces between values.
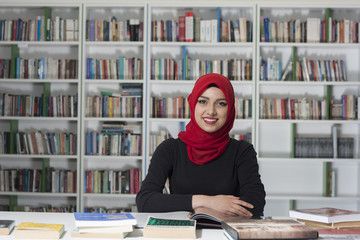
259, 157, 360, 163
0, 192, 77, 197
266, 195, 360, 201
83, 193, 136, 198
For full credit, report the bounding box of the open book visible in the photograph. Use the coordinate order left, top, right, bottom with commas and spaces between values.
189, 207, 252, 229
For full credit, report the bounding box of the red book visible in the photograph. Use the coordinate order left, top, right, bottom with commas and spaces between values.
12, 20, 17, 41
290, 98, 296, 119
281, 98, 286, 119
178, 16, 186, 42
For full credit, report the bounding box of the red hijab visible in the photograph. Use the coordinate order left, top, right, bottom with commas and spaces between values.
178, 73, 235, 165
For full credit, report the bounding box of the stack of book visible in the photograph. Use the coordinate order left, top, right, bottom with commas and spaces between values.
13, 222, 64, 239
289, 207, 360, 235
71, 212, 137, 239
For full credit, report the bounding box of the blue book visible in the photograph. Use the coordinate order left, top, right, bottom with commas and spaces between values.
166, 20, 172, 41
37, 17, 41, 41
73, 212, 137, 227
217, 7, 221, 42
182, 46, 187, 80
264, 18, 269, 42
89, 20, 95, 41
119, 56, 124, 79
16, 57, 20, 79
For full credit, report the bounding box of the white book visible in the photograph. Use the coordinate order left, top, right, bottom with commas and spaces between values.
74, 19, 79, 41
307, 18, 320, 43
205, 20, 211, 42
211, 19, 217, 43
239, 18, 247, 42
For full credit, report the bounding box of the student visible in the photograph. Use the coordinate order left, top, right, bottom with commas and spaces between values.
136, 73, 265, 218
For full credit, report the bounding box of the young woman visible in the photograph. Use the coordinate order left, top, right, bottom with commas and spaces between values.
136, 73, 265, 218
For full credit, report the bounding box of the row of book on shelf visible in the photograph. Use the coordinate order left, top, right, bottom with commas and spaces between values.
85, 122, 141, 156
259, 94, 359, 120
260, 16, 360, 43
86, 18, 143, 42
0, 92, 78, 118
85, 95, 142, 118
294, 137, 354, 158
0, 166, 76, 193
0, 58, 78, 79
0, 204, 76, 213
0, 131, 77, 155
84, 168, 140, 195
150, 96, 252, 119
0, 17, 79, 42
86, 57, 143, 80
85, 131, 142, 157
151, 12, 252, 43
151, 57, 253, 81
260, 57, 347, 82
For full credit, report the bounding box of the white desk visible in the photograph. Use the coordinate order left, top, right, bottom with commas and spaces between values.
0, 211, 225, 240
1, 211, 360, 240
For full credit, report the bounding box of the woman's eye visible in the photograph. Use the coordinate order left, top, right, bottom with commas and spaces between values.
197, 99, 206, 104
218, 102, 228, 107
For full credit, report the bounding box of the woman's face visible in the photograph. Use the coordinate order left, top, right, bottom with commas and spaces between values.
194, 87, 228, 133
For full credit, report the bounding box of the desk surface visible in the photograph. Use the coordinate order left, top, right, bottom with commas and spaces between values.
0, 211, 360, 240
0, 211, 224, 240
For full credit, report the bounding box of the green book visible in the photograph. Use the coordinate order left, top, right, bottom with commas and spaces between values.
143, 216, 196, 239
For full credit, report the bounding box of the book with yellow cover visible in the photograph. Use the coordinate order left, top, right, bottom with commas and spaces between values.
14, 222, 64, 239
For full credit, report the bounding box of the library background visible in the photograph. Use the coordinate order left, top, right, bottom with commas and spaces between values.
0, 0, 359, 217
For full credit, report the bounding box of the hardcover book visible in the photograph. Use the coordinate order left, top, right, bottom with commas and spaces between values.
289, 207, 360, 223
0, 220, 15, 235
221, 218, 318, 240
143, 216, 196, 239
73, 212, 137, 227
297, 218, 360, 229
14, 222, 64, 239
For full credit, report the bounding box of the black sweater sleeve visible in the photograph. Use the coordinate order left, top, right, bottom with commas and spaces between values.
235, 142, 266, 217
136, 139, 193, 212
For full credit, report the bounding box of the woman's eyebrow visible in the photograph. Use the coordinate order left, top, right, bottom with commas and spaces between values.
198, 96, 227, 102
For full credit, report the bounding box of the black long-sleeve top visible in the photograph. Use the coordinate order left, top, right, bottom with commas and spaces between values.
136, 138, 266, 217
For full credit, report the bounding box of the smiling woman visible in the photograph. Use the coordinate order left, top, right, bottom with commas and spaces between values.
195, 86, 228, 133
136, 73, 266, 219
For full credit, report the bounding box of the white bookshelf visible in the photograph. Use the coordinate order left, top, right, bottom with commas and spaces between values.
80, 3, 147, 212
256, 3, 360, 216
0, 3, 82, 212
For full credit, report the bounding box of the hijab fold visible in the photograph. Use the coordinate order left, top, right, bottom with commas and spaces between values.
178, 73, 235, 165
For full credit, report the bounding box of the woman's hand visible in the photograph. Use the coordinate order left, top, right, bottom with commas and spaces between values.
192, 195, 253, 217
